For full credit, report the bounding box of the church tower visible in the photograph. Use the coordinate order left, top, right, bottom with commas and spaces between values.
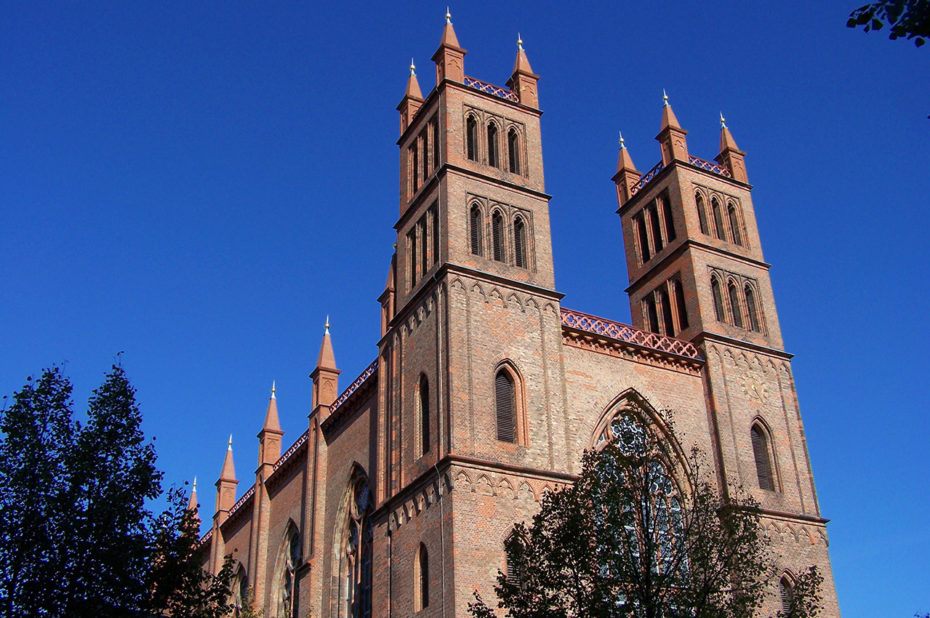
375, 13, 571, 616
614, 98, 838, 611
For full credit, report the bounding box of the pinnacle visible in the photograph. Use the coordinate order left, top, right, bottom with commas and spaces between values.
512, 33, 534, 76
438, 7, 463, 50
262, 382, 281, 434
219, 435, 236, 481
316, 319, 338, 371
719, 113, 741, 153
616, 131, 638, 173
403, 60, 423, 100
660, 90, 682, 131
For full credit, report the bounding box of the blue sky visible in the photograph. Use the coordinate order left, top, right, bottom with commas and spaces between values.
1, 2, 927, 615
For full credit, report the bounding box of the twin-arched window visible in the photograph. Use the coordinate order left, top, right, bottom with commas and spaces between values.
464, 113, 523, 174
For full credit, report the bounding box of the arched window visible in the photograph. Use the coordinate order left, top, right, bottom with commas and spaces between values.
712, 197, 726, 241
751, 424, 776, 491
649, 203, 664, 252
513, 217, 527, 268
727, 203, 743, 246
696, 192, 708, 235
635, 213, 651, 263
337, 477, 372, 618
779, 575, 795, 614
658, 286, 674, 335
470, 205, 483, 256
662, 195, 676, 241
745, 284, 761, 332
672, 278, 688, 330
711, 276, 725, 322
431, 119, 440, 171
232, 566, 248, 617
418, 374, 430, 456
492, 211, 505, 262
487, 123, 499, 168
411, 143, 419, 192
414, 543, 429, 611
507, 128, 520, 174
644, 294, 659, 333
495, 369, 516, 443
728, 281, 743, 328
505, 532, 523, 586
272, 524, 300, 618
466, 116, 478, 161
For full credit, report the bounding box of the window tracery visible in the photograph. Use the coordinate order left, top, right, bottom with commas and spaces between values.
338, 478, 373, 618
271, 523, 300, 618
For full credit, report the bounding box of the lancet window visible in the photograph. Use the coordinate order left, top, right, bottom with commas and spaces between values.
487, 122, 499, 168
727, 202, 743, 246
492, 210, 505, 262
271, 523, 300, 618
338, 478, 373, 618
712, 197, 726, 241
495, 368, 517, 443
696, 192, 709, 235
728, 281, 743, 328
418, 374, 430, 456
751, 423, 776, 491
513, 217, 527, 268
466, 115, 478, 161
507, 128, 520, 174
414, 543, 429, 611
470, 204, 483, 256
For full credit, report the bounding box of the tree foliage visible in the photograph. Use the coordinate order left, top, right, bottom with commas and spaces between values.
848, 0, 930, 47
0, 365, 233, 616
469, 413, 822, 618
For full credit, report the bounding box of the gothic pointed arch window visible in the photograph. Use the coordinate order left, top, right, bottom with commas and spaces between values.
513, 216, 527, 268
466, 115, 478, 161
491, 210, 505, 262
336, 476, 373, 618
589, 397, 688, 583
662, 193, 676, 241
414, 543, 429, 611
507, 127, 520, 174
231, 565, 248, 617
495, 367, 517, 443
470, 204, 483, 256
271, 523, 300, 618
745, 284, 761, 332
711, 276, 725, 322
658, 285, 674, 335
487, 122, 499, 168
751, 423, 776, 491
504, 531, 524, 586
727, 202, 743, 246
711, 197, 726, 241
728, 281, 743, 328
696, 192, 709, 235
672, 278, 689, 331
779, 574, 796, 614
417, 374, 430, 456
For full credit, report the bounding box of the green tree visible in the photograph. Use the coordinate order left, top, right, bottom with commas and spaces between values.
469, 413, 822, 618
0, 365, 233, 616
146, 487, 234, 618
848, 1, 930, 47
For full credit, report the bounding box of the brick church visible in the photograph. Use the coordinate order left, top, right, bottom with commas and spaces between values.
194, 13, 839, 617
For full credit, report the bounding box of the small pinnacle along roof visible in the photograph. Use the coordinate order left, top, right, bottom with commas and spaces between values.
660, 91, 683, 131
404, 61, 423, 100
187, 477, 198, 512
438, 10, 463, 51
262, 382, 282, 433
512, 35, 534, 75
219, 435, 236, 481
316, 323, 338, 371
616, 132, 638, 173
719, 120, 741, 153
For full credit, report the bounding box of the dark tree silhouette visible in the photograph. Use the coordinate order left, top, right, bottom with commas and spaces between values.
848, 1, 930, 47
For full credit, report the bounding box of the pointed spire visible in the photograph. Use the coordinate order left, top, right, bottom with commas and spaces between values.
512, 33, 534, 75
219, 434, 236, 481
187, 476, 198, 511
404, 59, 423, 100
262, 381, 281, 433
718, 111, 741, 152
660, 89, 682, 131
439, 7, 462, 50
317, 318, 337, 371
616, 130, 638, 174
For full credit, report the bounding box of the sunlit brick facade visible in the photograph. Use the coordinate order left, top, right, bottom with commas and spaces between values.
196, 16, 840, 617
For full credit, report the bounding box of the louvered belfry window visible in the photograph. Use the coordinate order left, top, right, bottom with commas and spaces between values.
513, 217, 527, 268
492, 212, 505, 262
419, 375, 430, 455
495, 370, 516, 443
470, 206, 482, 256
751, 425, 775, 490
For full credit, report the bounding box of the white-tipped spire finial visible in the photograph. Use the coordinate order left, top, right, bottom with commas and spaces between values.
619, 130, 626, 148
517, 33, 523, 50
410, 58, 416, 75
227, 434, 233, 450
663, 89, 669, 106
445, 7, 451, 23
324, 315, 330, 335
719, 111, 727, 128
271, 380, 276, 398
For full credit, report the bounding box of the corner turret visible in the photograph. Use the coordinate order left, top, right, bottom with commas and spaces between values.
656, 90, 689, 165
258, 382, 284, 466
310, 318, 341, 412
612, 131, 641, 207
397, 60, 424, 135
432, 9, 466, 84
715, 112, 748, 183
507, 34, 539, 108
